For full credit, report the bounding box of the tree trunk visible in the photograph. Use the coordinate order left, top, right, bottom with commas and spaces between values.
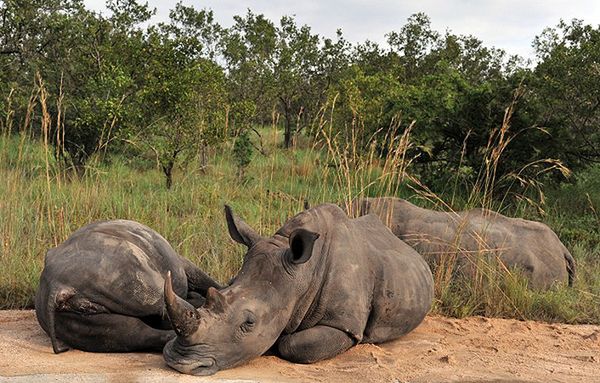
72, 154, 87, 179
198, 143, 208, 174
162, 161, 174, 189
281, 97, 293, 149
284, 116, 292, 148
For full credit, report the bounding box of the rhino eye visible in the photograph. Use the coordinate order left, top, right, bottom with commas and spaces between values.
240, 313, 256, 333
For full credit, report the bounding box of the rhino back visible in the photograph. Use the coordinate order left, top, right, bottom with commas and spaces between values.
39, 220, 188, 317
353, 198, 459, 256
401, 206, 569, 288
356, 215, 433, 343
463, 210, 569, 288
302, 213, 433, 344
353, 197, 572, 290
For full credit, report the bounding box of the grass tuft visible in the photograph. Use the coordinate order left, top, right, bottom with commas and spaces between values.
0, 88, 599, 324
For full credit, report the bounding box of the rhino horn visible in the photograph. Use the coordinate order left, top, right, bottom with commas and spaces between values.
164, 271, 200, 338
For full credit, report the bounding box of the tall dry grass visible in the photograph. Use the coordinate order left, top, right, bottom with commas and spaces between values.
309, 88, 597, 323
0, 82, 598, 324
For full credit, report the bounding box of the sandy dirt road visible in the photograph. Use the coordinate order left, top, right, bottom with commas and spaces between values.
0, 310, 598, 383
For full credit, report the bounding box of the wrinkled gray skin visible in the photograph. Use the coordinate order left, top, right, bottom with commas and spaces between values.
349, 197, 575, 290
163, 203, 433, 375
35, 219, 221, 354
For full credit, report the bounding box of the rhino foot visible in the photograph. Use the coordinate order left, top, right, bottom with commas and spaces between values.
277, 325, 355, 363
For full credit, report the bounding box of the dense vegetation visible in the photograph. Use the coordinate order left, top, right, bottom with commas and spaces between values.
1, 0, 599, 322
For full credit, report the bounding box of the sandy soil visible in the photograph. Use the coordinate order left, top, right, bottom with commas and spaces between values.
0, 310, 598, 383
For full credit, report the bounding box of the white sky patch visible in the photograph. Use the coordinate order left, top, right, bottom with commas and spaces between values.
83, 0, 600, 59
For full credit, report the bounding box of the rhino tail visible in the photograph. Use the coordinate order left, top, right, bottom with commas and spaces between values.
563, 249, 576, 287
47, 286, 72, 354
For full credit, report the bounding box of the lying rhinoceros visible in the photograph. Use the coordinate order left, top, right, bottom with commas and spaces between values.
349, 197, 575, 290
35, 219, 221, 353
162, 203, 433, 375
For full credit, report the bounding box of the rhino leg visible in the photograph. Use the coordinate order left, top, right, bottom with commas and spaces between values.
54, 312, 174, 352
186, 291, 206, 308
182, 258, 223, 294
277, 325, 355, 363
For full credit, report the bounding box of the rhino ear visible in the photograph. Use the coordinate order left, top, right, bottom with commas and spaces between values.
224, 205, 260, 248
350, 198, 369, 217
361, 199, 371, 215
303, 199, 310, 210
288, 228, 320, 264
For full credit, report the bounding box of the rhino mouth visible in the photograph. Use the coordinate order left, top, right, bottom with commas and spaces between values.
163, 339, 219, 376
165, 354, 218, 376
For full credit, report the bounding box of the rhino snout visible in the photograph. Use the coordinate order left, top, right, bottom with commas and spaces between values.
163, 339, 219, 376
165, 356, 218, 376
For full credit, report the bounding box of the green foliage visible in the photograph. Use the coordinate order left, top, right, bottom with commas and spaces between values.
3, 2, 598, 195
125, 7, 226, 188
273, 16, 321, 148
232, 129, 253, 180
320, 14, 581, 202
230, 100, 257, 134
0, 0, 156, 170
221, 10, 278, 125
532, 19, 600, 168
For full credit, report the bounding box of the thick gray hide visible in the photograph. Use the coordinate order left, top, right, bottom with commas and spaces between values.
350, 197, 575, 290
162, 203, 433, 375
274, 204, 434, 345
35, 219, 221, 353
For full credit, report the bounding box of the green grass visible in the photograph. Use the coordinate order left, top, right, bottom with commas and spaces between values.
1, 130, 599, 325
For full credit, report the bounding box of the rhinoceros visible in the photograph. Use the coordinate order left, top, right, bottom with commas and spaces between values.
35, 219, 221, 353
349, 197, 575, 290
162, 203, 433, 375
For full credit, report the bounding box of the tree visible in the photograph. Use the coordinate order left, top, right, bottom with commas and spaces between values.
386, 12, 440, 82
220, 10, 277, 129
232, 129, 253, 181
162, 3, 222, 60
532, 19, 600, 169
136, 21, 226, 189
0, 0, 81, 138
0, 0, 153, 172
321, 13, 563, 197
221, 13, 349, 148
272, 16, 321, 148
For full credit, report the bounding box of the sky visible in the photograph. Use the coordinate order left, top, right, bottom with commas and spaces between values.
83, 0, 600, 60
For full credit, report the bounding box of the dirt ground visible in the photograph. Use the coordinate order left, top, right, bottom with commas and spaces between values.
0, 310, 598, 383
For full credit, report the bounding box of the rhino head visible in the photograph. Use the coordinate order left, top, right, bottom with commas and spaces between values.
162, 205, 320, 375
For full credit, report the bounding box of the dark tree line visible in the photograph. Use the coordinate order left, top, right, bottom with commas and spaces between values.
1, 0, 599, 190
